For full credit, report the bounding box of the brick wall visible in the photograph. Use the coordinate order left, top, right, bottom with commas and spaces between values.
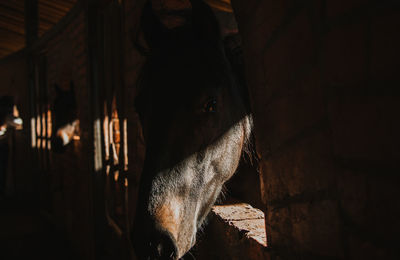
232, 0, 400, 259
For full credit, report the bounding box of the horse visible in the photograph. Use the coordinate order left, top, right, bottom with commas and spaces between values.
0, 96, 23, 196
0, 96, 23, 138
51, 82, 79, 153
131, 0, 252, 259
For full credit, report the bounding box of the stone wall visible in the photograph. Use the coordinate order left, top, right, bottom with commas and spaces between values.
232, 0, 400, 259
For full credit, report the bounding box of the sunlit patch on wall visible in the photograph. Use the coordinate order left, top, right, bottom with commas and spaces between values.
102, 97, 130, 238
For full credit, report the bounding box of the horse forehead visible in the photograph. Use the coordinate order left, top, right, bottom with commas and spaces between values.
152, 82, 222, 111
153, 59, 227, 95
155, 35, 225, 65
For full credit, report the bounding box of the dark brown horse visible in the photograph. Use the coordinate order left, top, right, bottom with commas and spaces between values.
0, 96, 22, 137
51, 82, 79, 153
0, 96, 23, 196
132, 1, 252, 259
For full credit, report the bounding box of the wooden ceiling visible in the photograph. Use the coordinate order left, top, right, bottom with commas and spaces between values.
0, 0, 77, 59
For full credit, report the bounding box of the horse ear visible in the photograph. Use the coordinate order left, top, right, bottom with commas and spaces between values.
131, 27, 150, 56
138, 1, 168, 51
189, 0, 221, 44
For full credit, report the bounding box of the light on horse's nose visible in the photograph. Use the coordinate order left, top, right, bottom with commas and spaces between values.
4, 116, 23, 130
13, 118, 23, 125
12, 118, 23, 129
0, 127, 6, 136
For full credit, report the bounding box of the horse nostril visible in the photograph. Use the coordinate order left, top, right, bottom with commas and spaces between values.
151, 232, 178, 259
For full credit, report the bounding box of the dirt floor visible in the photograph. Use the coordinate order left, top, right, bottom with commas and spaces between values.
0, 194, 77, 260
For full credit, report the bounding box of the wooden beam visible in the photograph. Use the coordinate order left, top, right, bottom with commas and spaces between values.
0, 41, 25, 51
0, 2, 24, 14
0, 45, 24, 60
42, 0, 77, 12
40, 0, 71, 13
38, 16, 58, 28
0, 33, 25, 44
0, 1, 76, 42
0, 27, 25, 54
0, 26, 24, 37
0, 1, 24, 13
0, 20, 24, 35
0, 52, 11, 59
38, 4, 66, 21
0, 6, 25, 24
0, 46, 17, 53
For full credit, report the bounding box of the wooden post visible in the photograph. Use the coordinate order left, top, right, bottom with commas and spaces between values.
24, 0, 38, 193
85, 1, 107, 259
24, 0, 38, 148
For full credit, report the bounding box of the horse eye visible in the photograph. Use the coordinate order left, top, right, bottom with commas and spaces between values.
203, 99, 217, 113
